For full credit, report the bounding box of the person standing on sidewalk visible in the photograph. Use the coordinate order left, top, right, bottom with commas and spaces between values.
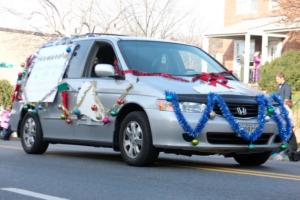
0, 106, 12, 140
253, 52, 261, 83
275, 72, 299, 161
276, 72, 292, 103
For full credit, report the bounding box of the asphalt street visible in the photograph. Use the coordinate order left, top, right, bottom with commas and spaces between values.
0, 140, 300, 200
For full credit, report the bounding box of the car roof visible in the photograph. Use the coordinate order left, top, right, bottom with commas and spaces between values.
42, 34, 189, 48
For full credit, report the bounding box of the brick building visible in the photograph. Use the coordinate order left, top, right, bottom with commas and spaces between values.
0, 27, 55, 85
204, 0, 300, 83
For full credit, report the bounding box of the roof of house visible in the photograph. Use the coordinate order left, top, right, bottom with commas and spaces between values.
205, 17, 300, 38
0, 27, 57, 37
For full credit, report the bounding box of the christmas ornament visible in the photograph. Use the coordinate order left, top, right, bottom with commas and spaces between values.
66, 47, 72, 53
91, 104, 98, 111
110, 109, 118, 117
73, 108, 81, 116
23, 104, 29, 110
30, 109, 37, 113
191, 139, 199, 146
248, 144, 255, 150
264, 116, 270, 122
117, 98, 125, 105
66, 118, 72, 124
267, 107, 274, 115
280, 143, 288, 150
101, 117, 110, 124
209, 111, 216, 119
166, 94, 173, 102
60, 114, 66, 120
37, 104, 44, 110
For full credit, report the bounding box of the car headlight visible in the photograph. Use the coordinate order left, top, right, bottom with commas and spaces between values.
179, 102, 206, 113
157, 100, 206, 113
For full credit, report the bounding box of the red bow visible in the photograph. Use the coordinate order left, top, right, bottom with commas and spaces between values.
192, 71, 233, 89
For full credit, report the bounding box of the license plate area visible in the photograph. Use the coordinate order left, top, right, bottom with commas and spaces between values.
239, 122, 258, 133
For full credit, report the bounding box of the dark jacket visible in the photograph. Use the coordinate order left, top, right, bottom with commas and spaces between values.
277, 81, 292, 100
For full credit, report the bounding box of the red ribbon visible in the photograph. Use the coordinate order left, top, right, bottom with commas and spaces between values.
192, 71, 233, 89
120, 69, 189, 83
119, 69, 233, 89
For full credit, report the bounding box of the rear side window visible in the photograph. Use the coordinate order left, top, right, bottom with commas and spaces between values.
66, 40, 93, 78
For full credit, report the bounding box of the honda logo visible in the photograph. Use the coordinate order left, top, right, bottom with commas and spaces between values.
236, 107, 247, 116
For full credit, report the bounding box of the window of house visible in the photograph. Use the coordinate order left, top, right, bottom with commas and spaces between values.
236, 0, 258, 14
269, 0, 280, 11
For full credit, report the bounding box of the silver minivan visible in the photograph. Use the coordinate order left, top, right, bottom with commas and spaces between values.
10, 34, 290, 166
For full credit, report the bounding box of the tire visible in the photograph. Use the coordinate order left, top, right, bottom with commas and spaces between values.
119, 111, 159, 166
20, 112, 49, 154
233, 152, 271, 166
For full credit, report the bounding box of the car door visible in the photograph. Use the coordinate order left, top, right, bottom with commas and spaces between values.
68, 40, 130, 143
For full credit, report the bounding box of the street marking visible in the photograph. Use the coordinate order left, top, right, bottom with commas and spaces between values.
172, 164, 300, 182
1, 188, 69, 200
0, 144, 22, 151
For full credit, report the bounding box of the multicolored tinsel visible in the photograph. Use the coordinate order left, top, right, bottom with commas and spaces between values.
165, 91, 292, 143
267, 94, 292, 142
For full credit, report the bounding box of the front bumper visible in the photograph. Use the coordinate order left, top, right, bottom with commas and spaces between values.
146, 109, 281, 154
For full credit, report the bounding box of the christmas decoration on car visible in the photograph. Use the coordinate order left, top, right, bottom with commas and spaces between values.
165, 91, 292, 146
120, 69, 234, 89
191, 71, 233, 89
54, 81, 133, 125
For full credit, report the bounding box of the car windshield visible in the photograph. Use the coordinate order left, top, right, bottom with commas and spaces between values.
118, 40, 227, 76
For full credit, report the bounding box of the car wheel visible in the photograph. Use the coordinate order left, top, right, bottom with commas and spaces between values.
233, 152, 271, 166
20, 112, 49, 154
119, 111, 159, 166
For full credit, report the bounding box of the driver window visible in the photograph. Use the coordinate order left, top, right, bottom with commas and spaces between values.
90, 42, 119, 77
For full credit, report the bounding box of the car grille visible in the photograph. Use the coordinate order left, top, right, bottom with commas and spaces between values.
206, 132, 272, 145
213, 103, 258, 118
176, 94, 258, 118
274, 135, 282, 143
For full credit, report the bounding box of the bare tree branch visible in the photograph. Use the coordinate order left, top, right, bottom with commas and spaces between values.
275, 0, 300, 23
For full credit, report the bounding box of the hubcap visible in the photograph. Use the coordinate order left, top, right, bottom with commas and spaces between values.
23, 118, 36, 148
123, 121, 143, 158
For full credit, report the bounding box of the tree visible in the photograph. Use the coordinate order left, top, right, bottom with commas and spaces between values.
1, 0, 187, 39
277, 0, 300, 22
0, 80, 13, 108
1, 0, 124, 36
119, 0, 187, 39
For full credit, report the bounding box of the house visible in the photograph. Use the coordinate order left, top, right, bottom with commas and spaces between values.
204, 0, 300, 83
0, 27, 55, 85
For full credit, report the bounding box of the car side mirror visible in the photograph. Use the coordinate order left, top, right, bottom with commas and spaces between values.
94, 64, 115, 77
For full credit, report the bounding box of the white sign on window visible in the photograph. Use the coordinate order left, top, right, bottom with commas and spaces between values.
25, 45, 72, 102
